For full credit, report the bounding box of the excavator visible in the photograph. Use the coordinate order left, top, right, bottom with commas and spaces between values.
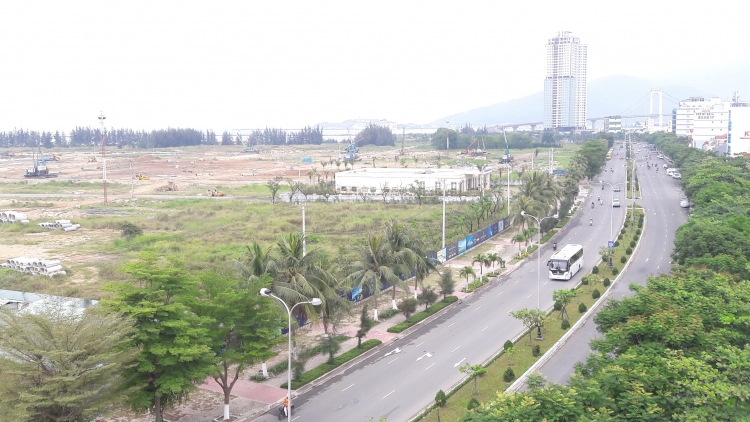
24, 145, 57, 178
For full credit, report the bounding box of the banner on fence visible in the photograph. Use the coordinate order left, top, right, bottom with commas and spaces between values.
435, 217, 510, 264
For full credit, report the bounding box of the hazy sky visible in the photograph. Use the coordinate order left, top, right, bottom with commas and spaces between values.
2, 0, 748, 132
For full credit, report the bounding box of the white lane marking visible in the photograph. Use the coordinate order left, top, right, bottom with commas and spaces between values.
453, 358, 467, 367
292, 417, 301, 422
481, 325, 490, 332
425, 363, 435, 370
657, 266, 660, 269
383, 390, 395, 399
497, 292, 503, 297
515, 280, 519, 284
543, 281, 548, 286
415, 342, 424, 348
475, 306, 482, 311
387, 357, 399, 364
527, 294, 532, 299
342, 384, 354, 392
451, 346, 461, 353
646, 258, 649, 262
448, 322, 455, 328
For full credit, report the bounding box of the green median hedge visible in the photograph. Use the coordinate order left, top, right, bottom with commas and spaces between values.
387, 296, 458, 333
281, 339, 381, 389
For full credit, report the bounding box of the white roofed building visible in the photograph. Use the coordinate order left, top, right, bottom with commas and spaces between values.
334, 167, 492, 194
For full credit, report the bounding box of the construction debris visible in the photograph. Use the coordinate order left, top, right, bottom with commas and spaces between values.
0, 257, 66, 277
37, 220, 81, 231
0, 211, 29, 224
155, 181, 178, 192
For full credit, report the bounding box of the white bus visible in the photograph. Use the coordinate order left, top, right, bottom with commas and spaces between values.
547, 244, 584, 280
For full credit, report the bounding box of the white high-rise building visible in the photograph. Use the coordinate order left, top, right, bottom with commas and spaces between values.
544, 31, 587, 130
672, 93, 750, 155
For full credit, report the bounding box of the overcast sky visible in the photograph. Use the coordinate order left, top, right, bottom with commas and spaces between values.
1, 0, 748, 132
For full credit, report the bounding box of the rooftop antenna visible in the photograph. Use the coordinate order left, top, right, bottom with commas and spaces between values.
98, 111, 107, 204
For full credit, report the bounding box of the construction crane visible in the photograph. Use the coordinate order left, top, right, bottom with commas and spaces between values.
24, 144, 57, 178
237, 131, 259, 154
500, 129, 513, 163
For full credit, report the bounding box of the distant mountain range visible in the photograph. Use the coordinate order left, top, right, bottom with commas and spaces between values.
427, 61, 750, 127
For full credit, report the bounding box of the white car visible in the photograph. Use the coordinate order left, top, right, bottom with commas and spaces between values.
612, 198, 621, 207
672, 172, 682, 179
680, 199, 690, 208
657, 154, 664, 159
663, 164, 668, 169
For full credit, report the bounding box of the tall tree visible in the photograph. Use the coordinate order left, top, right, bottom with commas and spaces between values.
0, 303, 136, 421
103, 255, 216, 422
345, 233, 406, 308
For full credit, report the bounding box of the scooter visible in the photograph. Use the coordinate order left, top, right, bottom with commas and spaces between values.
590, 218, 593, 226
553, 242, 557, 251
278, 404, 296, 420
591, 202, 595, 209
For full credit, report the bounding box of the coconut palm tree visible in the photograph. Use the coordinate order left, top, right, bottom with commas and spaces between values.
234, 242, 275, 284
486, 252, 500, 269
383, 220, 437, 300
459, 266, 476, 286
345, 234, 406, 308
471, 253, 487, 277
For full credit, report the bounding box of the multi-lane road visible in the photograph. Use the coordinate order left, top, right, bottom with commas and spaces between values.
538, 142, 688, 384
255, 144, 670, 422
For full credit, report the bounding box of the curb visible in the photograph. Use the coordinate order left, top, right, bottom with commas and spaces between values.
505, 207, 647, 393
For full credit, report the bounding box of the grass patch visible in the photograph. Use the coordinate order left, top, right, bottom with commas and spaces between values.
387, 296, 458, 333
281, 339, 381, 389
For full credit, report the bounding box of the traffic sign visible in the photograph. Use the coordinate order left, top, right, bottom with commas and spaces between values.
608, 241, 615, 248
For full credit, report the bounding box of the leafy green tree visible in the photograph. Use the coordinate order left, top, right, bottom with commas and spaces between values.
458, 362, 487, 396
190, 273, 283, 420
509, 308, 546, 346
103, 256, 217, 422
418, 288, 439, 311
397, 298, 418, 318
354, 123, 396, 146
319, 333, 343, 365
552, 289, 576, 322
346, 233, 406, 308
0, 303, 136, 421
266, 176, 284, 204
355, 305, 375, 348
384, 220, 437, 301
438, 270, 456, 299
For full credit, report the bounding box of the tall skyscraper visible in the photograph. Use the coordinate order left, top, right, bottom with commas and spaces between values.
544, 31, 587, 130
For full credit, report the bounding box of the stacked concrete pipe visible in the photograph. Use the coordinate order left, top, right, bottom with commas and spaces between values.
0, 211, 29, 224
2, 257, 66, 277
37, 220, 81, 231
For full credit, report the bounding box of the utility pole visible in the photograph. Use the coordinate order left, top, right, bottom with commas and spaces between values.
401, 127, 405, 155
130, 163, 134, 200
98, 112, 107, 204
441, 178, 447, 249
301, 202, 306, 257
445, 121, 450, 153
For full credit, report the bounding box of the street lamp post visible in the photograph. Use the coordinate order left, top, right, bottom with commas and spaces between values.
441, 178, 447, 249
520, 211, 558, 341
259, 288, 321, 422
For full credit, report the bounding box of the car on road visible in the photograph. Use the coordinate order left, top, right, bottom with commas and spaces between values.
612, 198, 621, 207
657, 154, 664, 159
663, 164, 668, 169
680, 198, 690, 208
614, 185, 621, 192
672, 172, 682, 179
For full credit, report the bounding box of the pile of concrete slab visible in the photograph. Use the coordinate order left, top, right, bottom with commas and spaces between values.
0, 257, 66, 277
0, 211, 29, 224
38, 220, 81, 231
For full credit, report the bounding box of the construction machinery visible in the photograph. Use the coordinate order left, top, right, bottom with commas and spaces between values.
136, 173, 150, 180
500, 130, 513, 163
340, 140, 360, 162
24, 146, 57, 178
237, 131, 260, 153
156, 181, 178, 192
459, 137, 488, 156
206, 188, 225, 197
87, 155, 97, 163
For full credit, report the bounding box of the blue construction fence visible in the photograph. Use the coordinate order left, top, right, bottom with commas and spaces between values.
430, 216, 511, 264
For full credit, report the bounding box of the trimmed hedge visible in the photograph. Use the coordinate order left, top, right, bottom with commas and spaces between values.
379, 309, 399, 319
388, 296, 458, 333
281, 339, 382, 389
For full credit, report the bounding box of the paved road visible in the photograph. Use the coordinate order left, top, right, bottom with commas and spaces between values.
537, 143, 688, 384
253, 155, 632, 421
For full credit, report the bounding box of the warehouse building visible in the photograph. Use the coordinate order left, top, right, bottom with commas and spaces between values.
334, 167, 492, 194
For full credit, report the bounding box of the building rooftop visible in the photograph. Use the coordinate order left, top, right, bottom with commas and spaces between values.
337, 167, 492, 179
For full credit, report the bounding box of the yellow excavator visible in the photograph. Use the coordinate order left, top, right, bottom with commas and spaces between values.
136, 173, 150, 180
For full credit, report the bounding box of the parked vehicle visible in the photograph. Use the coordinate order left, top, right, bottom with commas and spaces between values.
680, 198, 690, 208
672, 172, 682, 179
612, 198, 621, 207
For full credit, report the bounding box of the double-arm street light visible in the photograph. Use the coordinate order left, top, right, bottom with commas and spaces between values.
520, 210, 558, 340
599, 181, 625, 242
260, 288, 322, 421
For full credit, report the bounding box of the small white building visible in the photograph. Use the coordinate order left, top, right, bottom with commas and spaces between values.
334, 167, 493, 194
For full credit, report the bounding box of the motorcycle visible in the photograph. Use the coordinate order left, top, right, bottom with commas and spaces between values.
591, 202, 595, 209
278, 404, 296, 420
553, 242, 557, 251
590, 218, 593, 226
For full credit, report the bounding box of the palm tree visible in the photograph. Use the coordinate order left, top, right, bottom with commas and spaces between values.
323, 169, 331, 183
345, 234, 406, 308
511, 233, 525, 252
234, 242, 275, 284
383, 220, 437, 300
271, 233, 341, 325
459, 266, 476, 286
486, 253, 500, 269
307, 169, 315, 184
471, 253, 487, 277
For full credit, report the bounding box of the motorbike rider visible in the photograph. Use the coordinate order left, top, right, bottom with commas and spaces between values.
282, 396, 290, 416
591, 201, 595, 208
590, 218, 593, 226
553, 242, 557, 251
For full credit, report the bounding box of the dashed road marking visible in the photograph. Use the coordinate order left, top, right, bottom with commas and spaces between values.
383, 390, 395, 399
342, 384, 354, 392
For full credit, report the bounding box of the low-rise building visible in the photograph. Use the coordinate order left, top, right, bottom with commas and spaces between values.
671, 93, 750, 155
334, 167, 492, 194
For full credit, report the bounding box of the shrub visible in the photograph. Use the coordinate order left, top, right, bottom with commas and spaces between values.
503, 340, 513, 351
532, 345, 541, 357
630, 240, 636, 248
387, 296, 456, 333
581, 278, 589, 286
614, 241, 620, 247
435, 390, 447, 407
592, 289, 601, 299
280, 339, 381, 389
636, 228, 642, 235
621, 228, 626, 234
379, 309, 399, 319
467, 398, 480, 410
612, 267, 619, 275
603, 278, 611, 287
561, 320, 571, 330
592, 266, 599, 274
120, 222, 143, 238
503, 367, 516, 382
618, 234, 623, 241
553, 301, 562, 311
578, 303, 587, 313
626, 247, 633, 255
638, 221, 643, 228
620, 256, 627, 264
